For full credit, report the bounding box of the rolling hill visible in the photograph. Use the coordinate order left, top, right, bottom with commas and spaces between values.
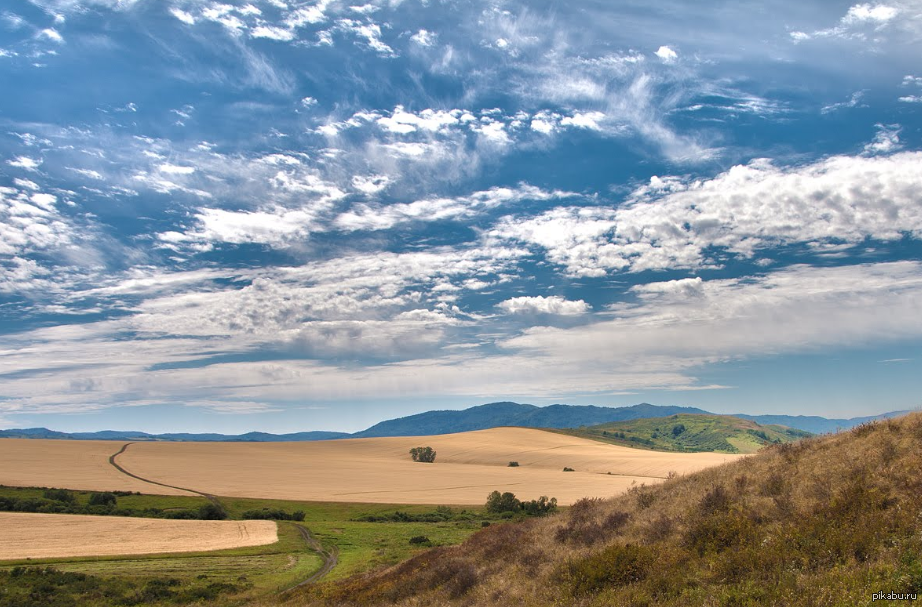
0, 403, 911, 442
555, 414, 813, 453
291, 411, 922, 607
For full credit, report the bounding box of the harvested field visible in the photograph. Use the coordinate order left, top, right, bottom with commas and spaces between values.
83, 428, 736, 505
0, 439, 192, 496
0, 512, 277, 560
0, 429, 741, 505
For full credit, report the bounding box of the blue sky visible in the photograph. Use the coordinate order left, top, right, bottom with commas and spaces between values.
1, 0, 920, 433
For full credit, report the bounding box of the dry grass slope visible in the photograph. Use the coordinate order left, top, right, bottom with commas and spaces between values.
289, 412, 922, 607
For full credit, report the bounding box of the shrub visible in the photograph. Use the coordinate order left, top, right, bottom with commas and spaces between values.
409, 446, 436, 463
88, 492, 117, 508
241, 508, 304, 521
563, 543, 653, 595
197, 503, 227, 520
408, 535, 431, 545
672, 424, 687, 437
508, 461, 519, 467
563, 467, 575, 472
42, 489, 76, 504
486, 490, 521, 514
522, 496, 558, 516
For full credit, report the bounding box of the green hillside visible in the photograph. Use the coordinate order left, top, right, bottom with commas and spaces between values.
554, 413, 812, 453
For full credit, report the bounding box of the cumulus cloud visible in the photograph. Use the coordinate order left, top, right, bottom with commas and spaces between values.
497, 295, 590, 315
490, 152, 922, 276
654, 45, 677, 63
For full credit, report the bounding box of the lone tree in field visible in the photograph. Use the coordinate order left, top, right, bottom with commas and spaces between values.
409, 446, 436, 463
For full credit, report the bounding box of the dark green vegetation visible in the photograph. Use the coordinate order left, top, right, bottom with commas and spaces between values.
0, 565, 250, 607
485, 491, 557, 517
293, 412, 922, 607
409, 446, 436, 462
556, 413, 812, 453
0, 486, 226, 520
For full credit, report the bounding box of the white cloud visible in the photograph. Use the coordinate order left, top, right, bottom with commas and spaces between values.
170, 206, 322, 246
7, 156, 41, 171
157, 163, 196, 175
376, 106, 459, 134
497, 295, 590, 315
821, 90, 865, 114
251, 25, 296, 41
410, 29, 436, 46
842, 3, 898, 25
560, 111, 606, 130
38, 28, 64, 43
863, 123, 901, 155
490, 152, 922, 276
169, 7, 195, 25
791, 2, 900, 41
351, 174, 389, 194
654, 45, 677, 63
335, 184, 578, 232
337, 19, 395, 56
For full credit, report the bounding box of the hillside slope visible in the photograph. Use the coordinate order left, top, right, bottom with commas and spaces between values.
294, 412, 922, 607
556, 414, 812, 453
352, 402, 711, 437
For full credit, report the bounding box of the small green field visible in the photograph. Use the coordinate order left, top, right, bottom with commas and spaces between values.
555, 413, 812, 453
0, 486, 520, 605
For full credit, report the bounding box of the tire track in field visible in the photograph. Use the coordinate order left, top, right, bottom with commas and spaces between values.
108, 443, 338, 588
280, 524, 339, 594
108, 442, 224, 511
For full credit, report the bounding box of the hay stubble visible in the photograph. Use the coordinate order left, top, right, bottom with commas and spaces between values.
0, 512, 277, 560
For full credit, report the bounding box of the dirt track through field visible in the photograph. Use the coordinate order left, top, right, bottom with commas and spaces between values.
0, 512, 277, 560
107, 443, 336, 587
109, 442, 226, 512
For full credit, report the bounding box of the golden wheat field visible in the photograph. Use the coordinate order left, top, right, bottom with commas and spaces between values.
0, 428, 742, 505
0, 439, 193, 495
0, 512, 277, 560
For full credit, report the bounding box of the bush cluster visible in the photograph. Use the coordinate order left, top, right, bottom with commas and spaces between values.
0, 488, 225, 520
0, 566, 248, 607
485, 491, 557, 516
409, 446, 436, 463
240, 508, 306, 521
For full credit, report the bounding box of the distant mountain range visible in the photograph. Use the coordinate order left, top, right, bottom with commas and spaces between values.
0, 402, 912, 442
0, 427, 350, 442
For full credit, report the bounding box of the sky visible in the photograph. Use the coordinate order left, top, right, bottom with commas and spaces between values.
1, 0, 921, 434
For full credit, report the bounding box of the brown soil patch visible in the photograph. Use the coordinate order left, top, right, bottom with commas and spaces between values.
0, 512, 277, 560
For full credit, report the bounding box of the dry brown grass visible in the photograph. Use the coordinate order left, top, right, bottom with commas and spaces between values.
284, 412, 922, 607
0, 428, 741, 505
0, 512, 277, 559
